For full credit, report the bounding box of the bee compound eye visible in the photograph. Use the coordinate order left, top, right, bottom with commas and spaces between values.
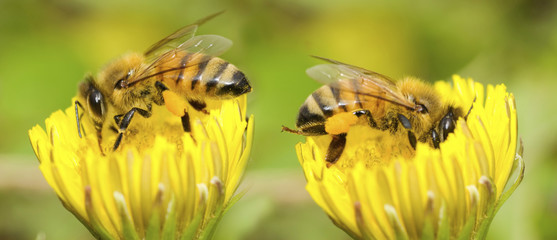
88, 88, 104, 119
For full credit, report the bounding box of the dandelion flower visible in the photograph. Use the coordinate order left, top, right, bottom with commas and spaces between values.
296, 76, 523, 239
29, 96, 254, 240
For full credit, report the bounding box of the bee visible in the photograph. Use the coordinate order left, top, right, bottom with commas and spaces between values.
283, 56, 470, 165
75, 12, 251, 152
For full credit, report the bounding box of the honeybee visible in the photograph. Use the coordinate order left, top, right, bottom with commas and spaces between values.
75, 12, 251, 151
283, 56, 469, 164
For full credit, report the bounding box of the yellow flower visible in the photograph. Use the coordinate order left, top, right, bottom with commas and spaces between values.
29, 96, 254, 240
296, 76, 523, 239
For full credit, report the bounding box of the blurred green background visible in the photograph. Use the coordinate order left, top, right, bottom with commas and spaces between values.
1, 0, 556, 239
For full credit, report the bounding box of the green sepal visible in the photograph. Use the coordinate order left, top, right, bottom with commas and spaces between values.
457, 209, 477, 240
420, 209, 435, 240
436, 204, 450, 240
476, 146, 524, 239
384, 205, 409, 240
114, 192, 140, 240
145, 201, 162, 240
474, 177, 497, 240
494, 145, 525, 215
161, 199, 178, 240
79, 187, 115, 240
181, 195, 207, 240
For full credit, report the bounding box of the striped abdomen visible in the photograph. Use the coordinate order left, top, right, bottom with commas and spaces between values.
296, 83, 389, 135
157, 51, 251, 99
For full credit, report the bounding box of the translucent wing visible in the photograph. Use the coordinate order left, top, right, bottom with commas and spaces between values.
129, 13, 233, 85
306, 56, 416, 110
130, 34, 232, 82
175, 34, 232, 57
144, 11, 224, 56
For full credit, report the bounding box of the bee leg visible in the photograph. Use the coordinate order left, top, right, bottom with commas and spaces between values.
381, 112, 399, 133
326, 133, 347, 166
397, 114, 412, 130
464, 95, 477, 120
113, 107, 152, 150
113, 114, 123, 125
155, 81, 173, 103
113, 132, 124, 151
109, 125, 119, 134
156, 81, 198, 128
188, 99, 208, 114
407, 131, 417, 149
395, 114, 418, 149
431, 129, 440, 148
96, 129, 105, 155
353, 110, 378, 129
282, 122, 327, 135
156, 79, 191, 132
438, 111, 456, 142
181, 112, 191, 132
281, 125, 302, 134
155, 81, 169, 92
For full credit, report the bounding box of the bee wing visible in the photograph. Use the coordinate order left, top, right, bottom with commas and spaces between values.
306, 57, 416, 110
174, 34, 232, 57
131, 34, 232, 82
144, 11, 224, 56
130, 12, 233, 84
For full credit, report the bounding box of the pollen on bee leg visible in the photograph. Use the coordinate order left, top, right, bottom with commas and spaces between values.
162, 91, 188, 117
325, 112, 358, 135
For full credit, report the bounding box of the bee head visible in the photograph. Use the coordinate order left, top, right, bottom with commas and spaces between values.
398, 77, 444, 121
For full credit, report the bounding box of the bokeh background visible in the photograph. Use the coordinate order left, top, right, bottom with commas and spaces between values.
1, 0, 556, 239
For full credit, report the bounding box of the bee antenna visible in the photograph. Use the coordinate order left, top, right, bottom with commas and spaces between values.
75, 100, 85, 138
464, 95, 477, 119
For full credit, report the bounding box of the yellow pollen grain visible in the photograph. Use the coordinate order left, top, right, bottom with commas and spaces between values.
325, 112, 358, 135
162, 91, 187, 117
